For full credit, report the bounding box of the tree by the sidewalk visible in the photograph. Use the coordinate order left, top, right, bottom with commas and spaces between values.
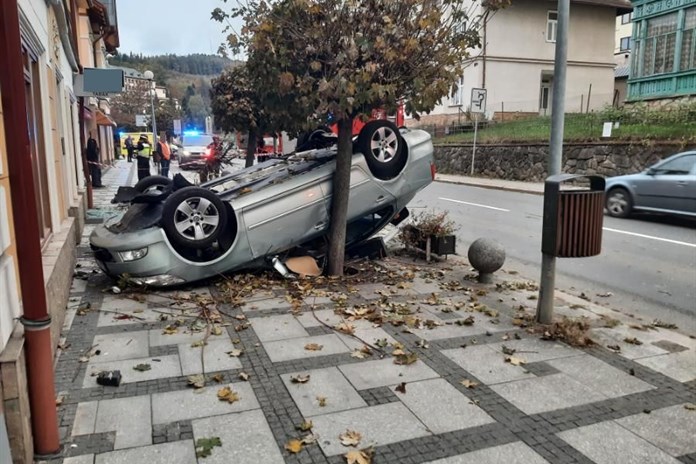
210, 66, 264, 167
215, 0, 508, 275
110, 80, 151, 129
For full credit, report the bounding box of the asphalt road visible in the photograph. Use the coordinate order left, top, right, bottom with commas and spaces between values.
411, 182, 696, 334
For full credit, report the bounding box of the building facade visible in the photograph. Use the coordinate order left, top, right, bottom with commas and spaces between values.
0, 1, 119, 462
414, 0, 632, 126
627, 0, 696, 101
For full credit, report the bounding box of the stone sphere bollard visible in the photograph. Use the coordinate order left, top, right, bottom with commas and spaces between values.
468, 238, 506, 283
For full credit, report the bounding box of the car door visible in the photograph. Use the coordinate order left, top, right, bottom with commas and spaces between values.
635, 153, 696, 214
321, 163, 395, 223
242, 165, 332, 257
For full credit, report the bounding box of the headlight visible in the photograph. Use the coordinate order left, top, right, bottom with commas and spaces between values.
118, 248, 148, 262
130, 274, 185, 286
183, 150, 191, 156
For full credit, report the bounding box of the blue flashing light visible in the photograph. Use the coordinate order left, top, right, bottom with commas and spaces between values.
183, 130, 200, 136
118, 131, 125, 137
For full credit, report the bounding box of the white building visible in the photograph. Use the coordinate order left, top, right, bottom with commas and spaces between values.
416, 0, 632, 126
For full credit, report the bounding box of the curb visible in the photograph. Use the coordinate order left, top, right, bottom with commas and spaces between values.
435, 178, 544, 196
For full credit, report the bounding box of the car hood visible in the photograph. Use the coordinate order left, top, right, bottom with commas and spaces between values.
605, 172, 645, 187
183, 145, 208, 153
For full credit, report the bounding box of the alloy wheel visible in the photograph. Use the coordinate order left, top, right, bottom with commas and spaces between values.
370, 127, 399, 163
173, 197, 220, 241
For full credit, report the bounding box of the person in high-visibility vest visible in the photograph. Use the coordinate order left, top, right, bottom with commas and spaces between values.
136, 134, 152, 181
157, 134, 172, 178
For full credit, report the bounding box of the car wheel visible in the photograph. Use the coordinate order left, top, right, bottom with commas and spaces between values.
356, 120, 406, 180
606, 187, 633, 218
134, 175, 173, 194
161, 187, 228, 249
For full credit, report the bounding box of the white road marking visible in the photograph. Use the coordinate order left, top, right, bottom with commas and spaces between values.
439, 197, 510, 212
603, 227, 696, 248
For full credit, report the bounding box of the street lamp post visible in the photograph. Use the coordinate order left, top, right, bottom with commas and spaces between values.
143, 70, 157, 153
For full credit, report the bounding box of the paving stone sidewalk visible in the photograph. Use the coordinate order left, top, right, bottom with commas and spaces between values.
47, 161, 695, 464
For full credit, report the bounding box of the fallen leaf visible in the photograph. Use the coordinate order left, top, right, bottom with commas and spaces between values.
285, 439, 303, 454
238, 372, 250, 381
415, 339, 429, 349
55, 395, 64, 406
234, 314, 247, 321
301, 433, 318, 445
456, 315, 475, 326
187, 374, 205, 389
345, 448, 373, 464
217, 386, 240, 404
335, 322, 355, 335
394, 352, 418, 365
374, 338, 388, 348
133, 363, 151, 372
78, 356, 90, 363
191, 340, 207, 348
351, 350, 369, 359
391, 348, 406, 356
505, 355, 527, 366
460, 379, 479, 389
195, 437, 222, 458
210, 373, 225, 383
596, 292, 613, 298
317, 396, 327, 407
296, 420, 313, 432
304, 343, 324, 351
501, 345, 516, 356
395, 382, 407, 394
226, 349, 244, 357
607, 344, 621, 352
624, 337, 643, 345
211, 326, 223, 336
339, 430, 362, 447
684, 403, 696, 411
162, 325, 179, 335
652, 319, 677, 329
291, 374, 310, 384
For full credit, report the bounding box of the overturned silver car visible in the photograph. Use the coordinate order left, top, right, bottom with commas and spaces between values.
90, 121, 435, 286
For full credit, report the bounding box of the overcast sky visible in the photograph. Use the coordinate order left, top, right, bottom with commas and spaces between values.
116, 0, 241, 56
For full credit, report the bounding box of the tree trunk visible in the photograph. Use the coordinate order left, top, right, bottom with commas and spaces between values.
245, 129, 257, 168
326, 117, 353, 276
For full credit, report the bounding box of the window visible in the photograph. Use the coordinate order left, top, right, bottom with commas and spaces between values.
547, 11, 558, 42
451, 76, 464, 106
621, 13, 633, 24
620, 36, 632, 51
22, 44, 52, 242
640, 12, 678, 77
681, 7, 696, 71
653, 154, 696, 175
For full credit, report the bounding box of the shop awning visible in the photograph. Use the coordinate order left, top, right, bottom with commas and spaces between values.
96, 110, 116, 127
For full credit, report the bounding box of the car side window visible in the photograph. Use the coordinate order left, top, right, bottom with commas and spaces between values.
653, 155, 696, 175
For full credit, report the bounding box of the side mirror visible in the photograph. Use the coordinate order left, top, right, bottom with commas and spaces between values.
646, 167, 657, 176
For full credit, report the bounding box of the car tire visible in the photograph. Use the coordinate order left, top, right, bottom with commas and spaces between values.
134, 175, 173, 194
606, 187, 633, 218
356, 120, 406, 180
161, 187, 228, 249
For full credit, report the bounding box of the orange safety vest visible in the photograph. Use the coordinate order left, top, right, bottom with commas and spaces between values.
158, 142, 171, 160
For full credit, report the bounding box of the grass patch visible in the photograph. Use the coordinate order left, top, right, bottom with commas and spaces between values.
435, 113, 696, 144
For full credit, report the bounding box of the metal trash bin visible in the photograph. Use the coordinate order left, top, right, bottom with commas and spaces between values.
541, 174, 605, 258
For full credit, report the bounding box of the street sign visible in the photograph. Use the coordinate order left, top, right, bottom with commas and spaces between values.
74, 69, 124, 97
135, 114, 149, 127
173, 119, 182, 135
470, 88, 487, 114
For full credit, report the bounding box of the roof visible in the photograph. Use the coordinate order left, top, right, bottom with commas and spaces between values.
615, 65, 630, 78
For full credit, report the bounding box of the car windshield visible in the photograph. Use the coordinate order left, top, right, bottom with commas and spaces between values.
183, 135, 214, 147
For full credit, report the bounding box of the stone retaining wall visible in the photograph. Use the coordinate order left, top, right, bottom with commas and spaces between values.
433, 142, 690, 181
